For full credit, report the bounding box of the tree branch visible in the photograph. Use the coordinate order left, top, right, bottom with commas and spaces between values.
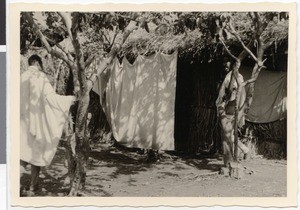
28, 46, 44, 50
109, 28, 120, 49
58, 12, 73, 41
83, 17, 140, 90
219, 37, 238, 61
89, 46, 117, 81
85, 54, 96, 69
102, 30, 111, 45
229, 29, 258, 63
70, 13, 86, 93
237, 40, 254, 61
45, 36, 74, 62
241, 58, 267, 87
224, 15, 260, 63
253, 12, 271, 39
23, 12, 75, 70
254, 12, 262, 34
248, 12, 255, 21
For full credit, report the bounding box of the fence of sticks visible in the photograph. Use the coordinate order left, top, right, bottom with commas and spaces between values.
241, 119, 287, 159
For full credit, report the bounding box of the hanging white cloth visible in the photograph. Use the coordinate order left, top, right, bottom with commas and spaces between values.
93, 51, 177, 150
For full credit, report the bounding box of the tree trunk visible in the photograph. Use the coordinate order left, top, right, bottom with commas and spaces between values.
68, 90, 91, 195
244, 48, 264, 114
232, 61, 241, 162
68, 50, 119, 195
67, 13, 92, 195
218, 12, 269, 178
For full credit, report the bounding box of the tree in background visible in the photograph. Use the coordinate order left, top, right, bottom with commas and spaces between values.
215, 12, 288, 175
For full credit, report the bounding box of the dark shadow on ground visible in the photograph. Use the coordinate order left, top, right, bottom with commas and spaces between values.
21, 142, 225, 197
20, 166, 69, 197
160, 151, 224, 172
89, 147, 156, 179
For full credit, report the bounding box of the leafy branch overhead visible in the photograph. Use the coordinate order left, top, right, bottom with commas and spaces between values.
21, 12, 288, 64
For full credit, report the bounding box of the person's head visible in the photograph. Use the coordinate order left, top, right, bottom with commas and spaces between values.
224, 61, 231, 73
28, 54, 43, 70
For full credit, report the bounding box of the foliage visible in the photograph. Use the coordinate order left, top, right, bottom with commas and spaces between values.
21, 12, 289, 65
120, 12, 288, 64
20, 13, 36, 53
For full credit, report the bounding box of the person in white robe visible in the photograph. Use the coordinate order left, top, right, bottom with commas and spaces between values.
216, 61, 249, 166
20, 54, 75, 194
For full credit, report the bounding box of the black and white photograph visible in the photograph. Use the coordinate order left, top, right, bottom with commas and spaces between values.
8, 2, 297, 207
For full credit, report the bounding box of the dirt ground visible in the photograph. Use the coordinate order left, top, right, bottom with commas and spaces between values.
20, 142, 287, 197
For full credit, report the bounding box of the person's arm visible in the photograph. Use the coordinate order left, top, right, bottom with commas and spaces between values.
41, 73, 76, 115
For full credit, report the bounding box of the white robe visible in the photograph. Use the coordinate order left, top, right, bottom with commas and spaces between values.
20, 66, 75, 166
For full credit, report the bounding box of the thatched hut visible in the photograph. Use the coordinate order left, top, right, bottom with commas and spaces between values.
117, 27, 288, 159
21, 25, 287, 159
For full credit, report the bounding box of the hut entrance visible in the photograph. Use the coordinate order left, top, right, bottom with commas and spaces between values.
174, 59, 224, 154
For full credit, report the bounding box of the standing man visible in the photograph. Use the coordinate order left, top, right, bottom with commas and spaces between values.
216, 61, 249, 167
20, 54, 75, 195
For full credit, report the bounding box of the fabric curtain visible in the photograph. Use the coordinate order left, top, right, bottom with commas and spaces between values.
240, 67, 287, 123
93, 51, 177, 150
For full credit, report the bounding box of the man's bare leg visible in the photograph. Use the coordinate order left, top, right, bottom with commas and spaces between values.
30, 164, 41, 192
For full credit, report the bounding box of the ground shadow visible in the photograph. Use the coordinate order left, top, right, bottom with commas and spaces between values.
21, 143, 225, 197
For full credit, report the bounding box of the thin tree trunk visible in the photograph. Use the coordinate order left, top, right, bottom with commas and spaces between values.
68, 13, 91, 193
244, 47, 264, 114
226, 61, 241, 162
218, 13, 269, 175
68, 47, 121, 195
233, 94, 239, 161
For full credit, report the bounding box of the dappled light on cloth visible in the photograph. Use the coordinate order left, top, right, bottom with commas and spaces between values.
93, 51, 177, 150
240, 67, 287, 123
20, 66, 75, 166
